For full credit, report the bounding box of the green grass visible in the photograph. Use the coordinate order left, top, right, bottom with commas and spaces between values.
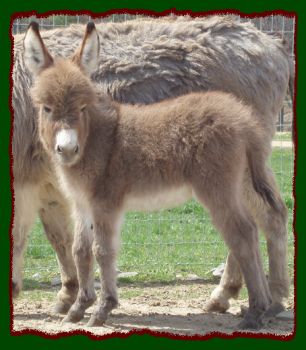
24, 147, 294, 286
273, 132, 292, 142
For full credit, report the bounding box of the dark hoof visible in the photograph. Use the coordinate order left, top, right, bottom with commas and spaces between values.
86, 313, 108, 327
86, 297, 117, 327
12, 281, 20, 299
62, 308, 86, 323
237, 316, 263, 330
264, 302, 285, 318
204, 299, 229, 313
240, 302, 285, 325
62, 295, 96, 323
54, 301, 72, 314
239, 305, 248, 317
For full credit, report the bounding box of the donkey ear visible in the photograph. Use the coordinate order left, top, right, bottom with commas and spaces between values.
72, 22, 100, 76
23, 21, 53, 77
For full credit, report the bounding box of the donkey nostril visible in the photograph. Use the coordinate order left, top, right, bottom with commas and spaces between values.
74, 145, 79, 154
57, 145, 63, 154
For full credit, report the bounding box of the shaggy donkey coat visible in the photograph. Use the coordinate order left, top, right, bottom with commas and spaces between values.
13, 16, 291, 315
24, 22, 287, 330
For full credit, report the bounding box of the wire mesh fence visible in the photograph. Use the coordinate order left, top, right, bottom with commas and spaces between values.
12, 14, 140, 34
12, 13, 295, 282
12, 14, 295, 133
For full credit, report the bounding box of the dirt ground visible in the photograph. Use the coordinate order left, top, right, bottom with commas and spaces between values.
12, 280, 294, 338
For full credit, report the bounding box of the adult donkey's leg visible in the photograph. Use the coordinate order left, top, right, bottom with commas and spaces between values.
204, 252, 243, 313
12, 183, 40, 298
39, 183, 78, 314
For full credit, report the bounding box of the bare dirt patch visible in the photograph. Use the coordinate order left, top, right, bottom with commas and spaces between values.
13, 281, 294, 337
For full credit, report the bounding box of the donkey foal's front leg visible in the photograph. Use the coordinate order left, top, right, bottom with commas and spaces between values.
87, 213, 121, 327
63, 210, 96, 324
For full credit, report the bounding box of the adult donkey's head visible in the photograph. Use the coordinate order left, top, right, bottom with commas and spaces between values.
24, 21, 100, 166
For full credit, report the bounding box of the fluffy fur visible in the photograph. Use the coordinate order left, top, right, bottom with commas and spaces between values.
26, 23, 288, 329
13, 17, 291, 315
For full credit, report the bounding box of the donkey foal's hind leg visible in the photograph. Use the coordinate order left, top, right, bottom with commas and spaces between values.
219, 209, 272, 329
244, 167, 289, 316
194, 181, 272, 329
205, 167, 289, 317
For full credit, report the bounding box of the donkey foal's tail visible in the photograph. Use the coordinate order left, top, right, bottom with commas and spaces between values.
246, 136, 281, 213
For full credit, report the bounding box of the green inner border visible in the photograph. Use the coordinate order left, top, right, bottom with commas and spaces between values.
1, 0, 304, 348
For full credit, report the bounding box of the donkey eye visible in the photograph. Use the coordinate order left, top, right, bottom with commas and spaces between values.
43, 106, 52, 113
80, 105, 87, 113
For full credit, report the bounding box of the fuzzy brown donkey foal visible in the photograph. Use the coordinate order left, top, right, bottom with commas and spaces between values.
15, 16, 291, 316
25, 22, 285, 329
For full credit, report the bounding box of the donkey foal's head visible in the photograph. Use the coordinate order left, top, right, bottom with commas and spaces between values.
24, 22, 100, 166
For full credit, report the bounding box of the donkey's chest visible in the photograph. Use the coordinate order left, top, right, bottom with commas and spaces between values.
123, 185, 193, 212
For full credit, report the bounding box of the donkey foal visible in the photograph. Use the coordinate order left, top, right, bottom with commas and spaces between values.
24, 22, 284, 329
14, 15, 291, 314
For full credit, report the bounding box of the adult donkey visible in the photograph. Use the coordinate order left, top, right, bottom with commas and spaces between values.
12, 16, 293, 315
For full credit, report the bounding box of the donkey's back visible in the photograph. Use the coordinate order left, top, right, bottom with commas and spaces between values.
12, 16, 293, 183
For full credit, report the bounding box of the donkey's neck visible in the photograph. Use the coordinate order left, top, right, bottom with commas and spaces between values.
81, 98, 119, 169
89, 94, 119, 144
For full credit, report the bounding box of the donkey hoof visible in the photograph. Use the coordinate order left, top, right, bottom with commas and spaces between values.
204, 298, 229, 313
86, 313, 108, 327
239, 305, 249, 317
62, 309, 85, 323
237, 315, 262, 330
54, 301, 72, 315
12, 281, 21, 299
264, 302, 285, 318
